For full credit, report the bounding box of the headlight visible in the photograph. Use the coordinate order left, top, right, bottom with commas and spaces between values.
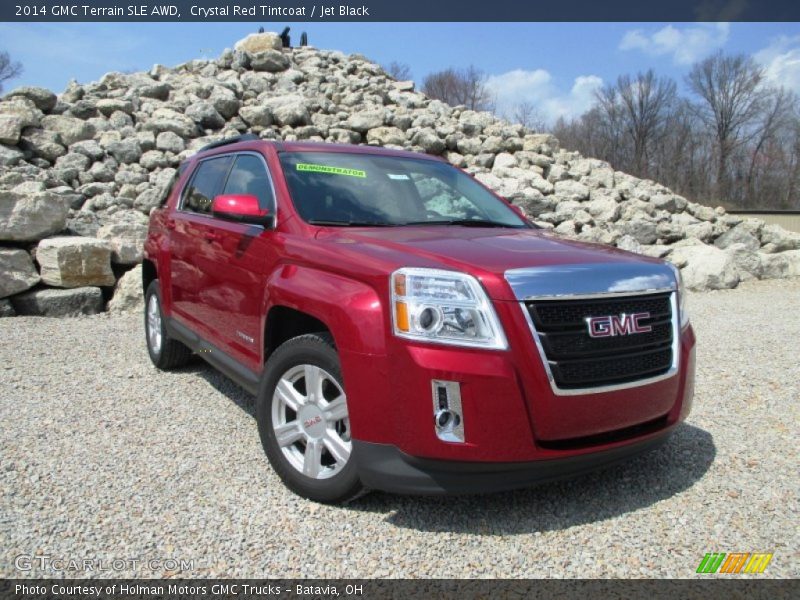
391, 268, 508, 349
670, 264, 690, 328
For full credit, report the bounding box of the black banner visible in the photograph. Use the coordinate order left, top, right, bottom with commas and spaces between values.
1, 580, 799, 600
2, 0, 800, 22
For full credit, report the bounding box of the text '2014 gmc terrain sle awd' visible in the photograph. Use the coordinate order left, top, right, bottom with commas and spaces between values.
143, 135, 696, 503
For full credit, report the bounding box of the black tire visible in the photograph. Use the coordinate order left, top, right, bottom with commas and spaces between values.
256, 333, 365, 503
144, 280, 192, 370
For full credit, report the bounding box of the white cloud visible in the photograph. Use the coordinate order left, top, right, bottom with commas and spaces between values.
619, 23, 730, 65
754, 35, 800, 94
485, 69, 603, 124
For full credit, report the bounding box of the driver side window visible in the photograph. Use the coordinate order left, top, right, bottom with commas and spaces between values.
223, 154, 275, 212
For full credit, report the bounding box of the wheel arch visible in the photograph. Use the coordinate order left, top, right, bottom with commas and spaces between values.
262, 266, 387, 359
142, 258, 157, 297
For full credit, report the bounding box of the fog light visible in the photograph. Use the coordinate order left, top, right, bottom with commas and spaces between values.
431, 380, 464, 443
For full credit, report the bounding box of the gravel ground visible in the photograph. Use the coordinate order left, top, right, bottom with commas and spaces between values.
1, 278, 798, 579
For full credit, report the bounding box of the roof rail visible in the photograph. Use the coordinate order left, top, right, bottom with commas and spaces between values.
198, 133, 260, 153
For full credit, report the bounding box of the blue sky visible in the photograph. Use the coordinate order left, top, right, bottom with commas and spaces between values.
1, 22, 799, 123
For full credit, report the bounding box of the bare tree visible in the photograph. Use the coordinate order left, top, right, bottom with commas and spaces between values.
422, 66, 493, 111
550, 56, 800, 210
598, 70, 676, 177
0, 51, 23, 94
743, 88, 795, 207
687, 52, 768, 201
511, 101, 546, 131
384, 61, 412, 81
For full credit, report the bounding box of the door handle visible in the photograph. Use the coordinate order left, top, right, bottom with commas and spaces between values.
166, 219, 176, 230
203, 231, 222, 243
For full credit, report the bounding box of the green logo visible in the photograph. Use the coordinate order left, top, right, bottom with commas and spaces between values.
296, 163, 366, 178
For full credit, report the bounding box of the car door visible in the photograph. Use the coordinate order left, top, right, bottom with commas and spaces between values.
169, 155, 234, 339
192, 152, 280, 371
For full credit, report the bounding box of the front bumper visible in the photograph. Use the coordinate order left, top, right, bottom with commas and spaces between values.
353, 428, 673, 495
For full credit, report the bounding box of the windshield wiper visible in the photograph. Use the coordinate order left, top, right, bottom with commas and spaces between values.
401, 219, 519, 228
307, 219, 397, 227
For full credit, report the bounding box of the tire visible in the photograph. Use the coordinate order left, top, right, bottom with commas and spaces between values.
256, 333, 365, 503
144, 280, 192, 370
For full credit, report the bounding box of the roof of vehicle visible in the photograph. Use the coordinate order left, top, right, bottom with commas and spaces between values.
192, 135, 445, 163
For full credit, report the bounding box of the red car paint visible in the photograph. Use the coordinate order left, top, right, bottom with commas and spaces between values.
144, 140, 695, 470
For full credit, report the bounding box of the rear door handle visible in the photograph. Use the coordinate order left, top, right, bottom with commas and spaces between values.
204, 231, 222, 243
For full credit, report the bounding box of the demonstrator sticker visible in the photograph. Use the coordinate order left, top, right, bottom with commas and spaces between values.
296, 163, 366, 178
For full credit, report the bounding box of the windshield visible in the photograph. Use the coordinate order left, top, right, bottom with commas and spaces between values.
279, 151, 528, 227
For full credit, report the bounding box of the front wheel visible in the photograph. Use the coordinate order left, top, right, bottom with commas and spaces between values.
144, 280, 192, 370
256, 333, 364, 503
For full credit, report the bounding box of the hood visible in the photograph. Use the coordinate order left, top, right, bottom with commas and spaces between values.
314, 226, 664, 301
316, 226, 660, 273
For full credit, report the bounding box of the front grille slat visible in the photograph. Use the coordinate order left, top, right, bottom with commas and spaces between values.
526, 292, 674, 390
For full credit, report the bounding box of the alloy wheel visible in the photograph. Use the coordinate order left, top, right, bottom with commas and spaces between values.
146, 294, 162, 355
271, 364, 351, 479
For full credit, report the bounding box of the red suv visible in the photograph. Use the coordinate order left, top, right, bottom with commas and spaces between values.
143, 135, 696, 503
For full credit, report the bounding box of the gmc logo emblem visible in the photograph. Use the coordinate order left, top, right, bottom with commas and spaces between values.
586, 312, 652, 338
304, 415, 322, 428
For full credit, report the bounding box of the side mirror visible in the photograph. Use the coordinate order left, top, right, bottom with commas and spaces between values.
211, 194, 273, 226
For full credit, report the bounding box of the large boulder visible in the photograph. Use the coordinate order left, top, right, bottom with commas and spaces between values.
669, 244, 740, 291
725, 243, 764, 281
96, 221, 148, 265
0, 190, 69, 242
108, 265, 143, 313
0, 115, 24, 145
618, 218, 658, 245
35, 237, 115, 288
5, 86, 58, 112
366, 126, 405, 146
19, 128, 67, 162
760, 224, 800, 252
346, 111, 384, 133
0, 144, 24, 166
238, 105, 273, 128
411, 129, 445, 155
0, 248, 40, 298
263, 95, 310, 126
104, 138, 142, 164
142, 108, 199, 138
11, 286, 104, 317
0, 98, 41, 130
761, 250, 800, 279
714, 222, 761, 251
40, 115, 95, 146
185, 101, 226, 129
250, 50, 290, 72
234, 32, 283, 53
553, 180, 590, 202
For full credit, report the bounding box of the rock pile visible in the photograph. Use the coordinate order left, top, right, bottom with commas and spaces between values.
1, 32, 799, 316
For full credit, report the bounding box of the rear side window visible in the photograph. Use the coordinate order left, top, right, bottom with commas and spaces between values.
223, 154, 275, 211
181, 156, 234, 215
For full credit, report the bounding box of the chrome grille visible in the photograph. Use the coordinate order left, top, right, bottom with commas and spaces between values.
525, 292, 674, 390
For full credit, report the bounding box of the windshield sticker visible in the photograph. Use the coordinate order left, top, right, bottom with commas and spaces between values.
387, 173, 410, 180
296, 163, 366, 178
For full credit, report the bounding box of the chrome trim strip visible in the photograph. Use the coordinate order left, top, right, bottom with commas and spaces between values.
505, 262, 677, 301
505, 262, 681, 396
